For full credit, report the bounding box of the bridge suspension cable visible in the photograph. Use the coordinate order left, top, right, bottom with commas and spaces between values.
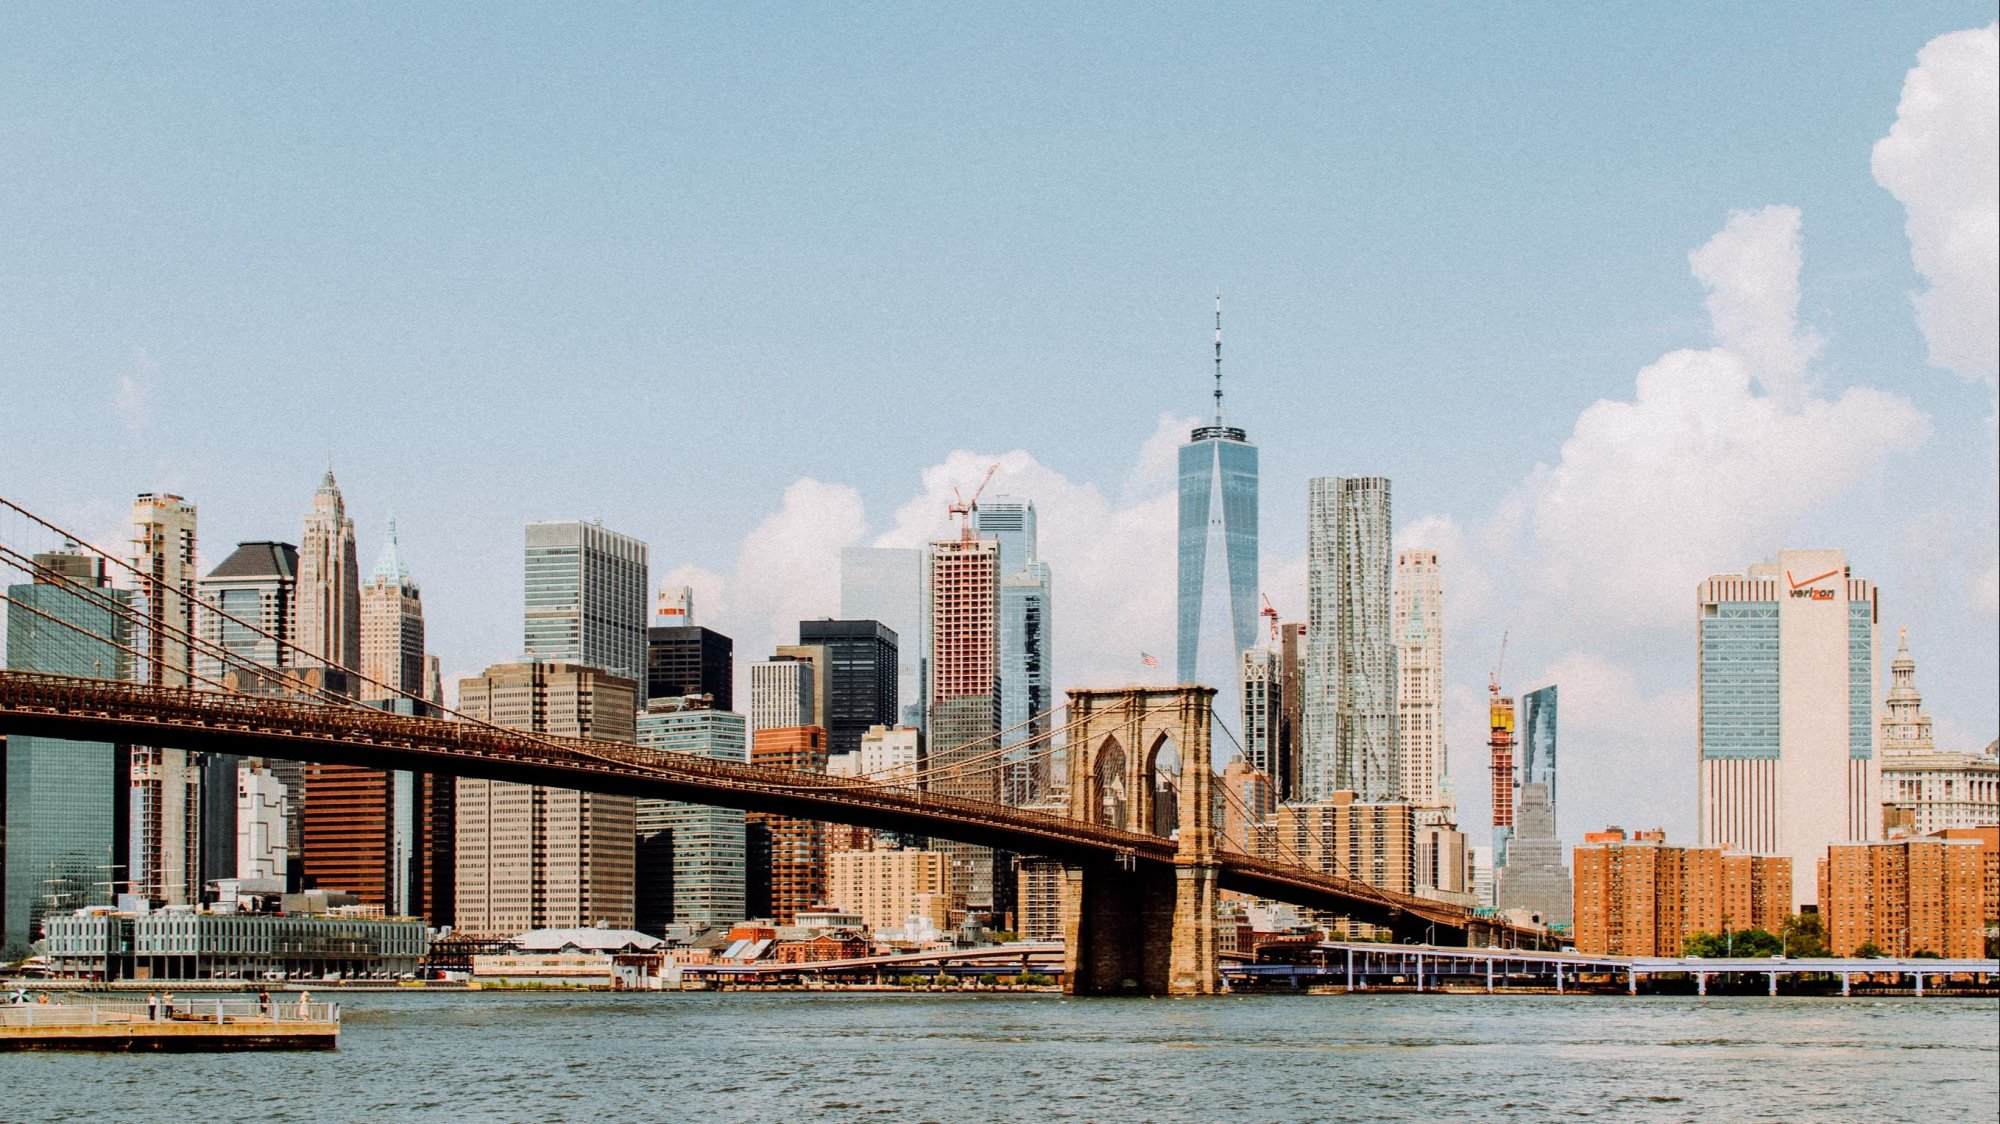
1205, 703, 1377, 888
1, 495, 1139, 822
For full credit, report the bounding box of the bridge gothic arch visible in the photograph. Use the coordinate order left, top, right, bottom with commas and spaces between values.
1061, 685, 1218, 995
1144, 734, 1181, 840
1089, 735, 1128, 829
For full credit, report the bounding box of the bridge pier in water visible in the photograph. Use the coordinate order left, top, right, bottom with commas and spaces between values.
1059, 685, 1219, 997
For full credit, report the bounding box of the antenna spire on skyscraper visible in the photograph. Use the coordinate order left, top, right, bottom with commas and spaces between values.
1213, 292, 1224, 426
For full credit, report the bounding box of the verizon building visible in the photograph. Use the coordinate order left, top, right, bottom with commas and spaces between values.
1697, 549, 1879, 908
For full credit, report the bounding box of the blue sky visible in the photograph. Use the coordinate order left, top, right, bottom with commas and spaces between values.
4, 5, 1995, 846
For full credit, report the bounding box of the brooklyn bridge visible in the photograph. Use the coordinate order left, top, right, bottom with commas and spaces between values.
0, 496, 1546, 995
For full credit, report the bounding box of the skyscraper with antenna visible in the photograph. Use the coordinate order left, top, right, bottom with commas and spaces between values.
1176, 296, 1260, 692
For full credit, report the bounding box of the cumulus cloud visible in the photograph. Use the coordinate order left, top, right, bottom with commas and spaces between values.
1125, 412, 1199, 500
1687, 206, 1823, 401
873, 446, 1179, 689
686, 441, 1181, 707
686, 479, 865, 687
1872, 22, 1999, 386
1417, 208, 1934, 839
1528, 209, 1928, 631
1393, 513, 1494, 627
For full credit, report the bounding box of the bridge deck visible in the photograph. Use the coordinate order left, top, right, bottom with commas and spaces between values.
0, 671, 1541, 943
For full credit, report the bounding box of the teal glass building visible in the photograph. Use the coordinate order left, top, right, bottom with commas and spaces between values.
635, 704, 748, 929
1176, 430, 1259, 686
4, 552, 130, 952
1176, 299, 1260, 690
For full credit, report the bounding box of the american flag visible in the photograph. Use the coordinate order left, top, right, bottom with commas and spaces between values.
1139, 651, 1159, 668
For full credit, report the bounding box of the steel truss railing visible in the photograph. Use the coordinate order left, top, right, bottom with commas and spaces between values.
0, 670, 1175, 860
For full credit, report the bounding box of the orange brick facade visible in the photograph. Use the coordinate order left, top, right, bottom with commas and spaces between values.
1572, 829, 1790, 956
1817, 837, 1985, 959
747, 726, 829, 925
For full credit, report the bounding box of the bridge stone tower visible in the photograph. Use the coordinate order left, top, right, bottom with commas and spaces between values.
1061, 685, 1219, 996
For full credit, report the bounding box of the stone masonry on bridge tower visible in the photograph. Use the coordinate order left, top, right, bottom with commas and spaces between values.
1061, 685, 1220, 996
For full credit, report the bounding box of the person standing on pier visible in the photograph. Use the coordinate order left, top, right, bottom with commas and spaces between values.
258, 989, 272, 1018
146, 992, 159, 1020
295, 990, 310, 1020
161, 991, 175, 1019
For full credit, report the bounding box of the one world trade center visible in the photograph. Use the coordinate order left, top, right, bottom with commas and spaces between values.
1176, 296, 1260, 689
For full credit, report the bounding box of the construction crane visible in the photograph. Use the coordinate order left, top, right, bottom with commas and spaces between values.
947, 462, 1000, 541
1260, 593, 1280, 643
1489, 629, 1509, 695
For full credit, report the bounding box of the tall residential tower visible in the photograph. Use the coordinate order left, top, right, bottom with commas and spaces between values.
128, 494, 201, 906
1393, 549, 1447, 810
1303, 476, 1397, 802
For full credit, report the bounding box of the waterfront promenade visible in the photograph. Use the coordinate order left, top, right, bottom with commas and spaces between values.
0, 998, 339, 1051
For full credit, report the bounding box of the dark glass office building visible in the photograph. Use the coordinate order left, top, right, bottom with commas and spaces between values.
645, 626, 734, 709
797, 619, 899, 759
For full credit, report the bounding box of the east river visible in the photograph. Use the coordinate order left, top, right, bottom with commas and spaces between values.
7, 991, 1997, 1121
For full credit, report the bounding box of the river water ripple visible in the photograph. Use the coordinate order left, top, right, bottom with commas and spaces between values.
6, 991, 1996, 1121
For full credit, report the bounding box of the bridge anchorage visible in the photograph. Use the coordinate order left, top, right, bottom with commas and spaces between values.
1061, 685, 1220, 996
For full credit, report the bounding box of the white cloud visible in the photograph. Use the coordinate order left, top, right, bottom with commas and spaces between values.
687, 443, 1182, 707
729, 478, 866, 643
1413, 208, 1937, 839
1686, 206, 1823, 402
874, 446, 1179, 689
1125, 412, 1199, 500
1393, 513, 1493, 627
1526, 209, 1928, 631
1872, 22, 1999, 386
657, 564, 730, 628
681, 480, 865, 694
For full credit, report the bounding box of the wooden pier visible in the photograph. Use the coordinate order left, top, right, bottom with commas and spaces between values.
0, 999, 339, 1051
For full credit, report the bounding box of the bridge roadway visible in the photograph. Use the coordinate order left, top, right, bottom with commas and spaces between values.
0, 671, 1532, 942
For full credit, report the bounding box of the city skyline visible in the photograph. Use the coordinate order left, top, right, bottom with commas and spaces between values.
1, 10, 1994, 861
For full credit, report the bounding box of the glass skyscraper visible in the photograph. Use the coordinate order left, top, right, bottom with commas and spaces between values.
635, 703, 749, 930
4, 551, 130, 951
797, 619, 900, 760
973, 498, 1053, 805
1176, 299, 1259, 692
523, 521, 649, 682
1303, 476, 1397, 802
1519, 684, 1558, 808
1497, 682, 1567, 925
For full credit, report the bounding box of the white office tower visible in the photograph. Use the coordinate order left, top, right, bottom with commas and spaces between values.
1697, 549, 1881, 908
749, 658, 816, 733
236, 765, 289, 881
